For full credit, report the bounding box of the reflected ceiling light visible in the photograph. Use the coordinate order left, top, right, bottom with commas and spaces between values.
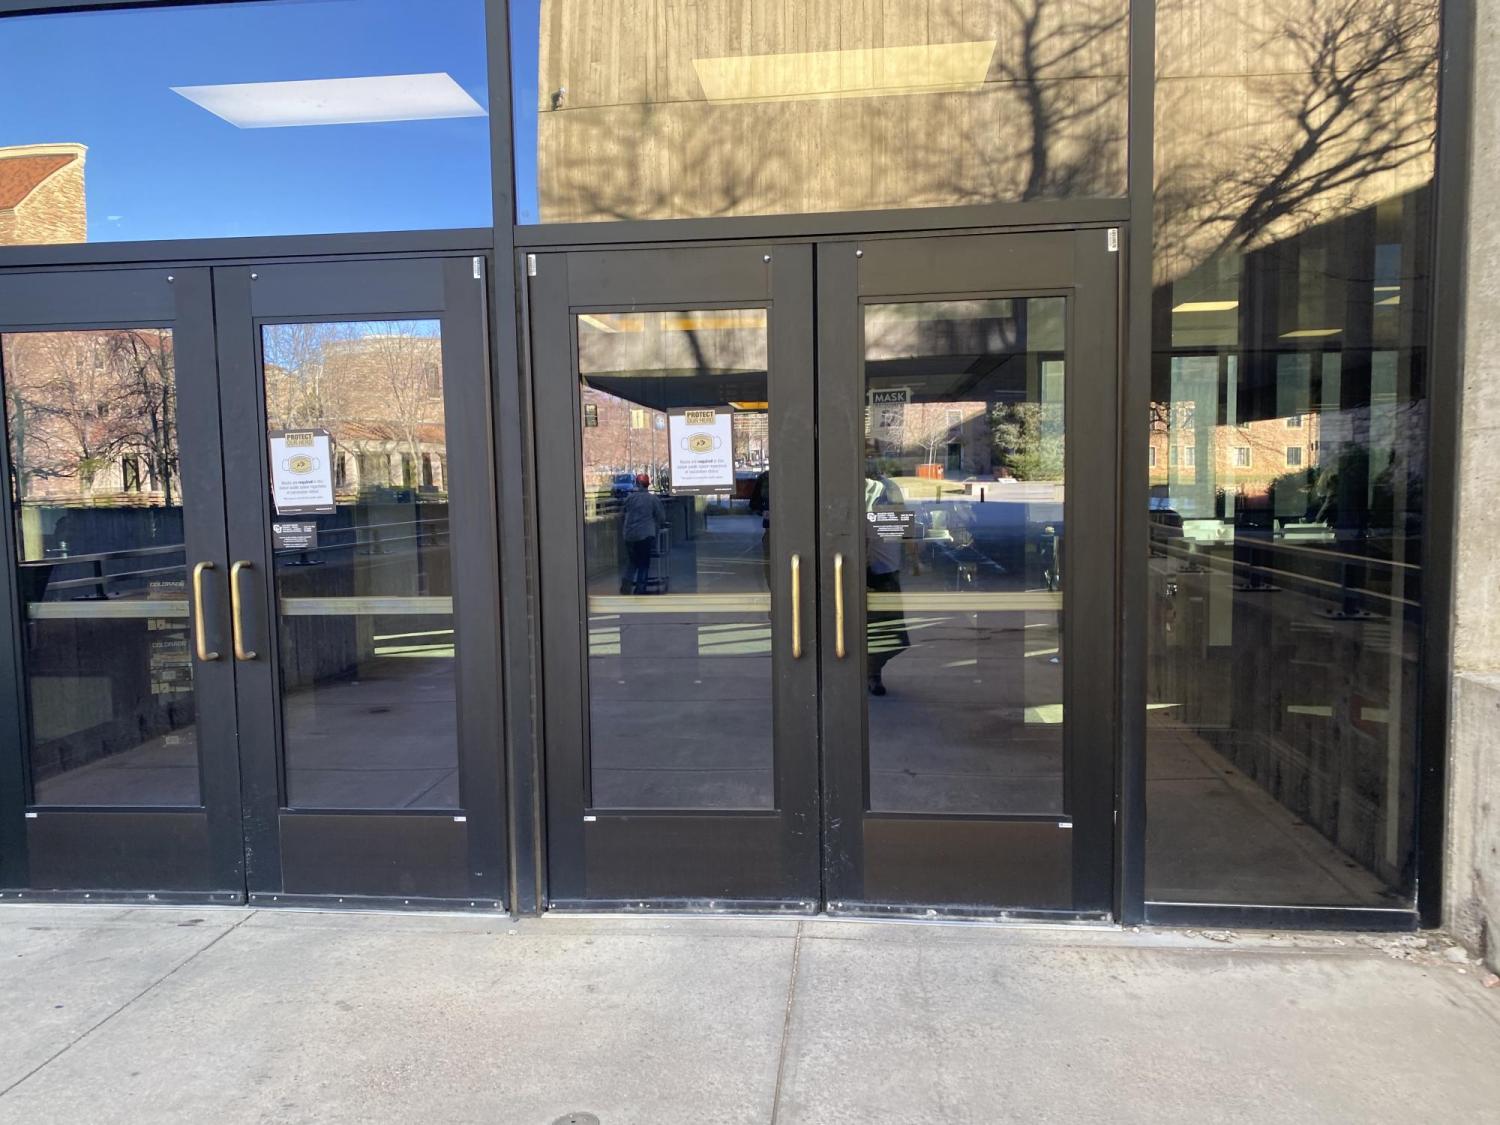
693, 41, 996, 103
1377, 295, 1402, 306
1171, 300, 1239, 313
664, 312, 766, 331
172, 73, 486, 128
1280, 328, 1342, 338
578, 314, 622, 334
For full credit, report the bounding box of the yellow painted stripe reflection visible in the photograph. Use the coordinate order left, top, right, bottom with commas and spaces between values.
28, 600, 188, 620
586, 592, 1059, 615
279, 596, 453, 616
589, 594, 770, 614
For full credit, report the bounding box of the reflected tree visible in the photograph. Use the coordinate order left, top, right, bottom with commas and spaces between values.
358, 324, 446, 485
1156, 0, 1439, 273
3, 332, 135, 498
945, 0, 1128, 203
992, 402, 1065, 481
111, 329, 178, 506
533, 0, 1127, 221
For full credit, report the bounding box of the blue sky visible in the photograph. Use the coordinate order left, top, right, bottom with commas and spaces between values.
509, 0, 541, 224
1, 0, 494, 242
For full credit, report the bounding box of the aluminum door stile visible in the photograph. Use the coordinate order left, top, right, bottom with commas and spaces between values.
530, 243, 820, 906
440, 255, 508, 903
0, 267, 242, 899
817, 230, 1120, 916
1066, 228, 1122, 913
814, 243, 866, 908
213, 258, 506, 907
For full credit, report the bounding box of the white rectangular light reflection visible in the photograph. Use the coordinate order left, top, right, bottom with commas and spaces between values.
694, 41, 996, 103
1172, 300, 1239, 313
172, 73, 486, 129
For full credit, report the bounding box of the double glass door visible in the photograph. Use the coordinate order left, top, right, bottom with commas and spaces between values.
0, 257, 505, 906
533, 231, 1121, 915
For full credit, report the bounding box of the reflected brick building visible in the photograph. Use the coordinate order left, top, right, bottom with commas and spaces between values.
0, 143, 85, 246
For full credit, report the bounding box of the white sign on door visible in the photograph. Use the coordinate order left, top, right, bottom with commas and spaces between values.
268, 427, 336, 515
668, 407, 734, 495
869, 386, 910, 443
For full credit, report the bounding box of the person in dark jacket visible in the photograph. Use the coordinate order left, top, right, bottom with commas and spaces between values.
620, 473, 666, 594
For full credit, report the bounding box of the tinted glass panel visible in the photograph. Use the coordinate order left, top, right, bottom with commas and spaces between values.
863, 298, 1066, 815
2, 329, 200, 806
1148, 0, 1438, 905
511, 0, 1127, 224
262, 321, 458, 810
0, 0, 490, 246
578, 309, 774, 809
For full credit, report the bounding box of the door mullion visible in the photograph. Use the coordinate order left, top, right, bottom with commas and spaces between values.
173, 267, 245, 898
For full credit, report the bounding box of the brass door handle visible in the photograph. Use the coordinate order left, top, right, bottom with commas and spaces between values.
834, 552, 846, 660
790, 554, 802, 659
192, 562, 219, 662
230, 561, 257, 661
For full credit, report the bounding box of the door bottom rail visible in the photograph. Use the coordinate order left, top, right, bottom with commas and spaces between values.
0, 888, 245, 906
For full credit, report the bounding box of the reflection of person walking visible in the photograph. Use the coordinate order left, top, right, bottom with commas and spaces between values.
621, 473, 666, 595
865, 474, 912, 696
749, 469, 770, 589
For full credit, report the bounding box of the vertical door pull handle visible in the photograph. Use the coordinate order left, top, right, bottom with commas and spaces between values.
790, 554, 802, 659
230, 561, 257, 661
834, 552, 847, 660
192, 562, 220, 662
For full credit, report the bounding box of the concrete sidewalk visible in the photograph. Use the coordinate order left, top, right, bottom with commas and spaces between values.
1, 908, 1497, 1124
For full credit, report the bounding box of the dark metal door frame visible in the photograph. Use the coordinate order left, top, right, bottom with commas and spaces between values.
816, 229, 1121, 917
215, 256, 507, 908
526, 228, 1123, 915
531, 243, 821, 907
0, 267, 243, 900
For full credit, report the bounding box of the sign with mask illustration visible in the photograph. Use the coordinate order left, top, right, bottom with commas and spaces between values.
268, 427, 335, 514
668, 407, 734, 494
869, 386, 910, 444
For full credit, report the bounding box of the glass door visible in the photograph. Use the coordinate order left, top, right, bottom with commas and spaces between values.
531, 244, 820, 906
817, 231, 1121, 916
213, 257, 506, 906
0, 267, 243, 898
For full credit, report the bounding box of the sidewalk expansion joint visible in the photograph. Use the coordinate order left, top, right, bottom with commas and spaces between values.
769, 920, 804, 1125
0, 909, 258, 1101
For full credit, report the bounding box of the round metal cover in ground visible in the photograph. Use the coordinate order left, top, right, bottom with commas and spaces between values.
552, 1115, 600, 1125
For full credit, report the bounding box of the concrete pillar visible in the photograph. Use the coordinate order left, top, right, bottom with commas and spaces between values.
1447, 0, 1500, 965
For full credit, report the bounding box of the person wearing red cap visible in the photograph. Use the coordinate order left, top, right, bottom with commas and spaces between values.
620, 472, 666, 594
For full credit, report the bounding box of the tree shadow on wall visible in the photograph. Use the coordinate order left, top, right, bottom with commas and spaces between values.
938, 0, 1129, 203
1154, 0, 1439, 277
533, 0, 1129, 221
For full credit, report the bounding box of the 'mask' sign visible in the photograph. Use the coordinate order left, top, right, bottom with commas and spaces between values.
268, 428, 335, 514
668, 407, 734, 495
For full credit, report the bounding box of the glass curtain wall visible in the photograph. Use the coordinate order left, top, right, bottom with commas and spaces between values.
510, 0, 1128, 224
0, 0, 490, 246
1147, 0, 1439, 906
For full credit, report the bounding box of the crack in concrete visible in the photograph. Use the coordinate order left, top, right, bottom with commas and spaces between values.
0, 909, 258, 1101
768, 921, 804, 1125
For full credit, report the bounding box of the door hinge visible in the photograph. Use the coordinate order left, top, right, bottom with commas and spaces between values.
526, 253, 538, 277
1107, 228, 1120, 253
472, 256, 483, 280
